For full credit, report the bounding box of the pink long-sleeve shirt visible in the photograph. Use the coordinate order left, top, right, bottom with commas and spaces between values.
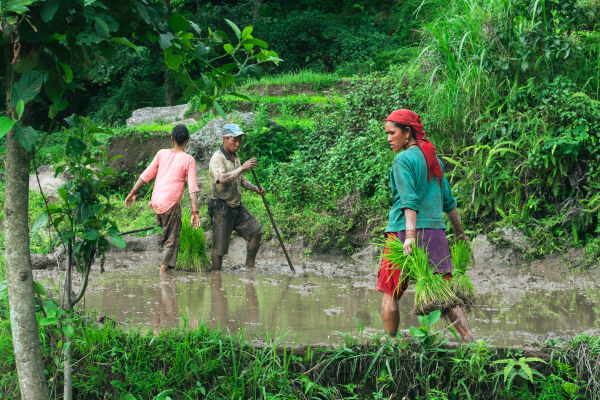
140, 149, 199, 215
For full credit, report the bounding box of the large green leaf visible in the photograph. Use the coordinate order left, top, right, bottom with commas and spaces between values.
168, 13, 190, 32
163, 48, 182, 71
225, 19, 241, 39
66, 136, 86, 157
159, 33, 175, 49
13, 123, 39, 152
0, 117, 15, 138
57, 61, 73, 83
83, 229, 101, 241
11, 70, 46, 107
76, 32, 103, 45
3, 0, 41, 13
32, 212, 49, 233
39, 0, 60, 22
241, 26, 253, 40
108, 234, 126, 248
94, 16, 110, 38
16, 99, 24, 119
111, 37, 141, 55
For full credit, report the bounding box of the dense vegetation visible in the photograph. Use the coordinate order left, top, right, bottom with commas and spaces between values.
1, 0, 599, 259
1, 0, 600, 398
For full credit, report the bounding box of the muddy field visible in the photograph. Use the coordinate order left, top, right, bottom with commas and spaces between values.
33, 242, 600, 349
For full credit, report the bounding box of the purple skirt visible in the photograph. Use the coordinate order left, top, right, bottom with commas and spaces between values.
395, 229, 453, 274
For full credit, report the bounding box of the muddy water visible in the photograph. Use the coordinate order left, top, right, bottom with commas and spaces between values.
35, 251, 600, 347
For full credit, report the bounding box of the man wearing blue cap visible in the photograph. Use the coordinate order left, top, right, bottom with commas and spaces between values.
208, 123, 265, 270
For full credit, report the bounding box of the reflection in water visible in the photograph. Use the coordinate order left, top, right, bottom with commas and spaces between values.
153, 271, 179, 334
77, 261, 600, 347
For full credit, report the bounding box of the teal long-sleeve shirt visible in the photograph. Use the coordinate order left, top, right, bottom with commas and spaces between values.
386, 147, 457, 232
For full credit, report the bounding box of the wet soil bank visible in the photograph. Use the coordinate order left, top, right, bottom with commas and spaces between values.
33, 241, 600, 349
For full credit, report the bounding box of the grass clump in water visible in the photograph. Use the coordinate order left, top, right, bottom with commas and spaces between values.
451, 240, 474, 310
383, 235, 461, 316
176, 208, 210, 271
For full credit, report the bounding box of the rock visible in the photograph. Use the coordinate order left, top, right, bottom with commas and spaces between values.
471, 234, 523, 268
126, 104, 191, 127
351, 244, 379, 264
29, 165, 67, 202
187, 112, 257, 169
106, 133, 172, 186
110, 234, 162, 252
492, 226, 530, 251
31, 249, 65, 270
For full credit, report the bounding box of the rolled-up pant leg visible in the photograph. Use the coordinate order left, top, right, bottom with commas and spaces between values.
156, 203, 182, 267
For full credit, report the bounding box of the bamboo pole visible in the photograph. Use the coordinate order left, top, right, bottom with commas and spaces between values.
118, 226, 155, 236
251, 170, 295, 273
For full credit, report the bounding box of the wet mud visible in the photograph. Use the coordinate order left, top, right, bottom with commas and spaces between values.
33, 250, 600, 348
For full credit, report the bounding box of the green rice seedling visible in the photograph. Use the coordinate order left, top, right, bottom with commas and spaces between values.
176, 208, 210, 271
382, 235, 461, 316
451, 240, 474, 310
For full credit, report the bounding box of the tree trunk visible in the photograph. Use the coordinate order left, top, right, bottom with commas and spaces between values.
4, 129, 49, 400
252, 0, 262, 22
3, 42, 49, 400
164, 72, 175, 106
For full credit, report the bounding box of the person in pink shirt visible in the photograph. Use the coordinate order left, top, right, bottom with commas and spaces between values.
125, 125, 201, 273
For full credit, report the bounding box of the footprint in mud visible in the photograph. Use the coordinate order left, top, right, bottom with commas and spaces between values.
290, 282, 318, 296
323, 307, 343, 316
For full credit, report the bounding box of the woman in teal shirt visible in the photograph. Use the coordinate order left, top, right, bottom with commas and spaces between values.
377, 109, 473, 342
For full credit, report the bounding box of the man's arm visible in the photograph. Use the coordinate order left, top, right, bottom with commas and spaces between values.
241, 175, 265, 196
190, 191, 200, 228
125, 177, 145, 208
217, 158, 258, 184
446, 207, 468, 241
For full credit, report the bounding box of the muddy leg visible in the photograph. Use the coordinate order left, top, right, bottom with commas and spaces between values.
446, 306, 473, 342
381, 292, 400, 337
160, 264, 168, 273
245, 232, 261, 269
211, 249, 223, 271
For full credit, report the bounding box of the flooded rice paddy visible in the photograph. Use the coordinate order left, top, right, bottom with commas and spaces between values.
35, 250, 600, 348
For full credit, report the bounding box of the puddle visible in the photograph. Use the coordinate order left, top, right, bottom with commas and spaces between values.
34, 251, 600, 347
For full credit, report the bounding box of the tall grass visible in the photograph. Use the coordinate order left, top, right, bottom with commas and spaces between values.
1, 311, 595, 399
176, 208, 210, 271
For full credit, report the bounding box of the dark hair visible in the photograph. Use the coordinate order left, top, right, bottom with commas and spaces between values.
391, 121, 415, 139
171, 124, 190, 145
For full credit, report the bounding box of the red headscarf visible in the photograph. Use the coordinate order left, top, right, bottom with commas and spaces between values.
386, 109, 443, 184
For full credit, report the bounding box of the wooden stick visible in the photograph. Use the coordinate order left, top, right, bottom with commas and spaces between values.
118, 226, 155, 236
251, 169, 295, 273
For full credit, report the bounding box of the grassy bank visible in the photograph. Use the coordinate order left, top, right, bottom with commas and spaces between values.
0, 310, 598, 399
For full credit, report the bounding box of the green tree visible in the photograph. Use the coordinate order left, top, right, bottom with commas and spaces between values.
0, 1, 279, 398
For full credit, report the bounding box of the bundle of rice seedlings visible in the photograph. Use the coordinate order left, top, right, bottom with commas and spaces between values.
382, 235, 461, 316
176, 208, 210, 271
450, 240, 474, 310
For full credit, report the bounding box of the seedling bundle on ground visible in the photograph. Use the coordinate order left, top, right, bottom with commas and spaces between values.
450, 240, 474, 310
383, 235, 461, 316
176, 208, 210, 271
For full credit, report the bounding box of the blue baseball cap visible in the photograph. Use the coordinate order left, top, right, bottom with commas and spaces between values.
222, 123, 245, 137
